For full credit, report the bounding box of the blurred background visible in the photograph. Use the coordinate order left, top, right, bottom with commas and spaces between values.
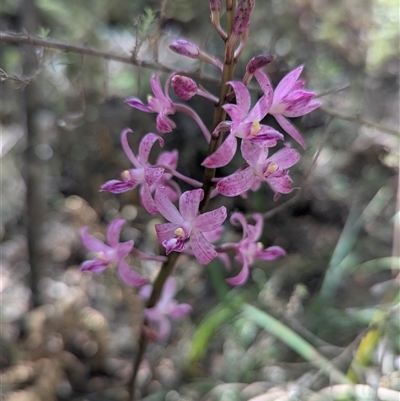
1, 0, 399, 400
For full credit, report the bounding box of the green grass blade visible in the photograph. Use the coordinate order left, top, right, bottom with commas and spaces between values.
241, 303, 352, 385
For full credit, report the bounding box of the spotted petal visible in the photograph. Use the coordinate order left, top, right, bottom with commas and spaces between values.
139, 133, 164, 165
193, 206, 227, 232
155, 186, 185, 224
202, 132, 237, 168
190, 230, 218, 264
274, 114, 306, 149
117, 259, 147, 287
217, 166, 256, 197
274, 66, 303, 101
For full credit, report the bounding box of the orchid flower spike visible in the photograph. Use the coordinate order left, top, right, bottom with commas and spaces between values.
154, 186, 227, 264
255, 67, 321, 149
224, 213, 286, 286
202, 79, 283, 169
217, 140, 300, 200
139, 277, 192, 340
125, 73, 176, 133
100, 129, 168, 214
80, 218, 147, 286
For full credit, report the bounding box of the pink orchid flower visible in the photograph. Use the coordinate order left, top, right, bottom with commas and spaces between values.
139, 277, 192, 340
154, 186, 227, 264
80, 218, 147, 286
256, 67, 321, 149
125, 73, 176, 133
222, 213, 286, 286
217, 140, 300, 200
100, 129, 177, 214
202, 80, 283, 168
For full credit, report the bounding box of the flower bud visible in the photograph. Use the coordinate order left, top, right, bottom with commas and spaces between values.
169, 40, 200, 59
171, 75, 198, 100
246, 54, 276, 74
232, 0, 255, 36
210, 0, 221, 12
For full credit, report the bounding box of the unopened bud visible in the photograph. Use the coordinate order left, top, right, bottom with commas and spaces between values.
246, 54, 276, 74
232, 0, 256, 36
169, 40, 200, 59
210, 0, 221, 12
171, 75, 198, 100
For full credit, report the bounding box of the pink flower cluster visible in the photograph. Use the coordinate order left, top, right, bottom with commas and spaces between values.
80, 0, 320, 340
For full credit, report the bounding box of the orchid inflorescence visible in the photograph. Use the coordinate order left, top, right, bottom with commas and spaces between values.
80, 0, 320, 342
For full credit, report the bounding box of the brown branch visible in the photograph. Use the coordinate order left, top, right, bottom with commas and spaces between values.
0, 31, 220, 86
321, 106, 399, 136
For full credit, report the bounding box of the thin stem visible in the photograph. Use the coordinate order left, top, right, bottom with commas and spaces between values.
200, 0, 237, 213
157, 165, 203, 188
321, 106, 399, 136
128, 323, 148, 399
174, 103, 212, 142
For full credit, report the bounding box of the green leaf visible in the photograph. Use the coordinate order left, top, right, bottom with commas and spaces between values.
241, 303, 352, 385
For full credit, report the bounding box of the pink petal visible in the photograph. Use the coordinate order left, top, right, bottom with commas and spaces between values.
284, 99, 321, 118
100, 179, 137, 194
155, 222, 180, 244
125, 98, 153, 113
190, 230, 218, 264
150, 74, 166, 102
267, 172, 293, 194
81, 259, 109, 273
169, 304, 192, 319
80, 227, 110, 253
226, 262, 249, 286
121, 128, 140, 167
256, 245, 286, 261
158, 277, 177, 310
139, 284, 152, 300
156, 114, 176, 133
179, 189, 203, 222
274, 114, 306, 149
203, 226, 224, 243
241, 139, 268, 166
157, 149, 178, 169
246, 94, 272, 122
223, 104, 243, 128
117, 240, 134, 259
144, 167, 164, 187
248, 125, 284, 144
274, 66, 303, 101
247, 214, 263, 242
228, 81, 251, 117
145, 309, 171, 340
254, 70, 274, 104
193, 206, 227, 232
202, 132, 237, 168
154, 316, 171, 340
268, 147, 300, 169
106, 219, 125, 248
140, 183, 159, 214
139, 133, 164, 165
155, 186, 184, 224
230, 212, 249, 240
217, 166, 256, 197
117, 259, 147, 287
